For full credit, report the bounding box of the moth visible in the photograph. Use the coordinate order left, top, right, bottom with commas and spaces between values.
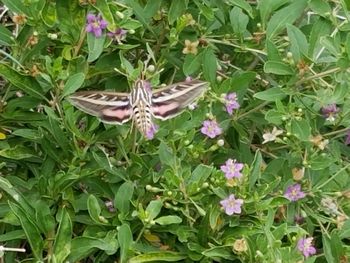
69, 79, 208, 138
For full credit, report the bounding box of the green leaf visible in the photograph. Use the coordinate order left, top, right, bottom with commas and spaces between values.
230, 7, 249, 36
69, 233, 118, 262
0, 64, 46, 100
1, 0, 29, 16
0, 25, 15, 46
93, 0, 114, 27
183, 53, 202, 76
9, 202, 43, 260
56, 1, 84, 42
188, 164, 213, 184
87, 33, 106, 62
129, 252, 186, 263
158, 142, 176, 167
145, 199, 163, 221
253, 87, 287, 101
286, 24, 309, 62
0, 145, 36, 160
266, 39, 282, 61
258, 0, 289, 26
308, 18, 332, 60
144, 0, 162, 21
209, 206, 221, 230
0, 230, 26, 242
346, 34, 350, 61
227, 0, 253, 17
53, 208, 72, 262
115, 181, 134, 215
320, 36, 340, 56
118, 224, 133, 263
290, 119, 311, 141
202, 247, 235, 260
265, 109, 284, 125
87, 195, 107, 225
120, 52, 135, 75
124, 0, 154, 34
323, 235, 335, 263
194, 1, 214, 21
309, 154, 333, 170
168, 1, 187, 24
62, 73, 85, 97
12, 129, 41, 140
308, 0, 331, 16
249, 150, 262, 190
266, 0, 308, 39
44, 107, 70, 155
0, 177, 36, 219
202, 48, 217, 83
264, 61, 294, 75
154, 216, 182, 225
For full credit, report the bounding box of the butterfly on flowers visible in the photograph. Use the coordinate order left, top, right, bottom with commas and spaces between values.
68, 79, 208, 139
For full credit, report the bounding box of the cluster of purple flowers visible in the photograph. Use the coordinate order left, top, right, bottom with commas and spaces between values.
86, 13, 127, 41
219, 158, 244, 215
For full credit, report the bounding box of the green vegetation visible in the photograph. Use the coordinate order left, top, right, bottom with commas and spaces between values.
0, 0, 350, 262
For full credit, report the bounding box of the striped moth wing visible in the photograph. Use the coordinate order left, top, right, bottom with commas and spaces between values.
68, 91, 132, 124
151, 80, 208, 120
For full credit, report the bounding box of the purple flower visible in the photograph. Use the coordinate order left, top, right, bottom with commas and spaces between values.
86, 13, 108, 37
321, 103, 339, 121
284, 184, 306, 201
142, 80, 152, 92
297, 237, 316, 257
224, 93, 240, 115
107, 28, 127, 43
220, 159, 244, 179
145, 124, 159, 140
345, 130, 350, 145
201, 120, 222, 138
220, 194, 243, 215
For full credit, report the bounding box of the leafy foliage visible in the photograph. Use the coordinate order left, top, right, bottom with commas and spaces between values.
1, 0, 350, 262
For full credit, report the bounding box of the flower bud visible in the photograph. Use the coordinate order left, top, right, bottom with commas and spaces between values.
147, 65, 155, 72
217, 139, 224, 146
48, 33, 58, 40
116, 11, 124, 19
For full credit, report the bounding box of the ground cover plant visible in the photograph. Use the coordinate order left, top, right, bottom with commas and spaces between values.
0, 0, 350, 262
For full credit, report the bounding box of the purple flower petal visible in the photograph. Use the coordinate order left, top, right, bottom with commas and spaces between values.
86, 24, 93, 33
145, 124, 159, 140
99, 19, 108, 29
220, 194, 243, 215
224, 92, 240, 115
87, 13, 96, 23
297, 237, 316, 258
86, 13, 108, 38
93, 27, 102, 37
220, 159, 244, 179
201, 120, 222, 138
284, 183, 306, 201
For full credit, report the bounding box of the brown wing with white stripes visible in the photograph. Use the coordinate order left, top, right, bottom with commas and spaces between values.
69, 91, 132, 124
151, 80, 208, 120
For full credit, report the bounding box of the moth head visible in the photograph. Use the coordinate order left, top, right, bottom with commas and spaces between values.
134, 79, 152, 92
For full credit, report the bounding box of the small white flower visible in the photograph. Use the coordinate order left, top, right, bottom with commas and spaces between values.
262, 127, 283, 144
